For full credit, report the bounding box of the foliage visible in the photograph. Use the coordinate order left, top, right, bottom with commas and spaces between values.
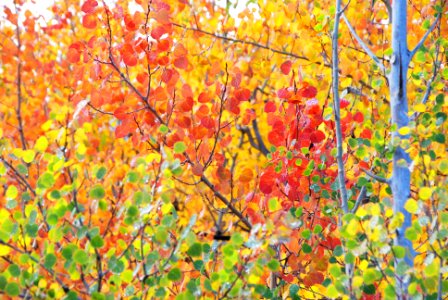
0, 0, 446, 298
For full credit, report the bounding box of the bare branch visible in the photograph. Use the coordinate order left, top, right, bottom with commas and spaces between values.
0, 239, 71, 294
200, 176, 252, 231
351, 186, 367, 213
361, 168, 390, 184
341, 13, 386, 72
172, 23, 312, 63
409, 14, 440, 60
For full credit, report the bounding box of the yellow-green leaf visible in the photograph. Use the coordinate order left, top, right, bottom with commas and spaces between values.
418, 187, 432, 200
6, 185, 18, 200
404, 199, 419, 214
34, 136, 49, 152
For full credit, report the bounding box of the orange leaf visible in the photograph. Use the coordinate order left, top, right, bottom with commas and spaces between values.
67, 48, 80, 64
82, 14, 97, 29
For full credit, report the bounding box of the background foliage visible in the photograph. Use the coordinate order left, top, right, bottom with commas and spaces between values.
0, 0, 446, 298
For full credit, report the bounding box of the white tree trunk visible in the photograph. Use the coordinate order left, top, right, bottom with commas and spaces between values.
390, 0, 414, 296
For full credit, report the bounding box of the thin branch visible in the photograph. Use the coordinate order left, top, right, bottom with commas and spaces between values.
409, 14, 440, 60
200, 175, 252, 231
332, 4, 349, 214
172, 23, 312, 63
361, 168, 390, 184
351, 186, 367, 213
341, 13, 386, 72
0, 239, 70, 294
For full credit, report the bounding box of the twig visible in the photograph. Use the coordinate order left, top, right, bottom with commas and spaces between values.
0, 239, 70, 294
361, 168, 390, 184
341, 13, 386, 72
351, 186, 367, 213
409, 14, 440, 60
172, 23, 311, 63
200, 176, 252, 231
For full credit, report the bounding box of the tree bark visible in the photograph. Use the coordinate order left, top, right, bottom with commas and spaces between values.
390, 0, 414, 296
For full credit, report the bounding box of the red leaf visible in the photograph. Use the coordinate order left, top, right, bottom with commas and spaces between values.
264, 101, 276, 113
151, 26, 167, 40
300, 85, 317, 98
354, 111, 364, 123
201, 116, 215, 129
114, 106, 129, 120
234, 88, 251, 101
174, 56, 188, 69
157, 39, 171, 52
231, 73, 242, 88
280, 60, 292, 75
67, 48, 80, 64
82, 14, 97, 29
198, 91, 211, 103
260, 170, 276, 194
340, 98, 350, 109
310, 130, 326, 143
81, 0, 98, 13
115, 123, 131, 138
122, 51, 137, 66
277, 88, 292, 99
192, 163, 203, 177
360, 128, 372, 139
124, 14, 138, 31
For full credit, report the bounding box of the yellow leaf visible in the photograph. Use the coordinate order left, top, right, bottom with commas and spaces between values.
414, 103, 426, 112
34, 136, 48, 152
404, 199, 419, 214
419, 187, 432, 200
0, 245, 11, 256
6, 185, 18, 200
398, 126, 410, 135
23, 149, 36, 163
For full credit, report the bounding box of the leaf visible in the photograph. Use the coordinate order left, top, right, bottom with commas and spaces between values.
82, 14, 97, 29
167, 268, 182, 281
73, 249, 89, 265
187, 243, 202, 257
34, 136, 49, 152
5, 282, 20, 297
259, 170, 276, 194
300, 85, 317, 98
44, 253, 57, 269
6, 185, 18, 200
404, 199, 419, 214
81, 0, 98, 13
174, 56, 188, 69
90, 185, 105, 199
173, 141, 186, 153
91, 235, 105, 248
280, 60, 292, 75
418, 187, 432, 200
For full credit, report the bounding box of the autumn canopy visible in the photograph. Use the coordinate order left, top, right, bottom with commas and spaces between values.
0, 0, 446, 299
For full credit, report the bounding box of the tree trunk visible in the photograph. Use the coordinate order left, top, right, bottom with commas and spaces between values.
390, 0, 414, 296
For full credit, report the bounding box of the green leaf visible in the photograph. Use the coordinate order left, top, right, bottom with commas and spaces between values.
8, 264, 20, 277
96, 166, 107, 180
301, 229, 311, 239
91, 292, 106, 300
313, 224, 323, 234
392, 246, 406, 259
302, 243, 312, 254
5, 282, 20, 297
73, 249, 89, 265
37, 172, 55, 189
267, 259, 280, 271
187, 243, 202, 257
159, 124, 169, 134
0, 275, 6, 290
363, 284, 376, 295
49, 190, 61, 199
231, 232, 244, 246
333, 245, 343, 256
168, 268, 182, 281
173, 141, 186, 154
127, 205, 138, 217
91, 235, 105, 248
6, 185, 18, 200
89, 185, 105, 199
44, 253, 57, 269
